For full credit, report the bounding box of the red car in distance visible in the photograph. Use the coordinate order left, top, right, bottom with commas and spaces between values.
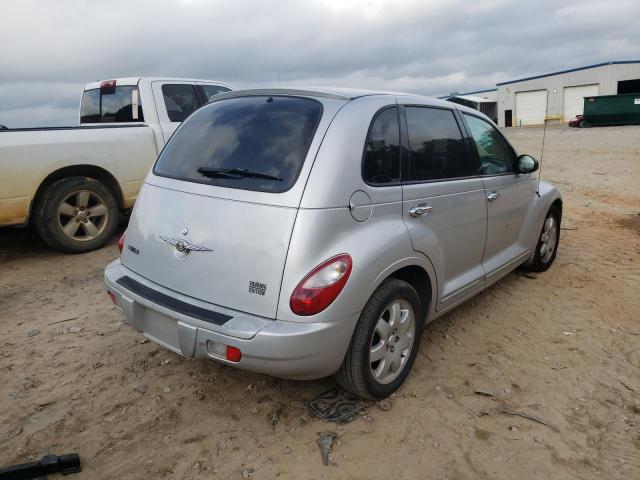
569, 114, 583, 127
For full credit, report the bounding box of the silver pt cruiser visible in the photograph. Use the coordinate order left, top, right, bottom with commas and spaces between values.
105, 88, 562, 399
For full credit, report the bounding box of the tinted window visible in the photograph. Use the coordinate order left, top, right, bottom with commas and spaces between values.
405, 107, 469, 181
154, 96, 323, 193
363, 107, 400, 185
201, 85, 232, 101
80, 86, 143, 123
80, 89, 100, 123
464, 114, 516, 175
162, 84, 201, 122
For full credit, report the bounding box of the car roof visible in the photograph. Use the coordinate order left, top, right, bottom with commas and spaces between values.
211, 86, 433, 102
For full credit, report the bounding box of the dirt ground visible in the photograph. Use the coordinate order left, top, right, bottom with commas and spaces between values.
1, 125, 639, 479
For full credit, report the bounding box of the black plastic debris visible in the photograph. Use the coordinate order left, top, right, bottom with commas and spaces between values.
307, 389, 370, 423
0, 453, 81, 479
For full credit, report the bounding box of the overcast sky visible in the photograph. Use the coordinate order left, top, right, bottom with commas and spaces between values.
1, 0, 639, 127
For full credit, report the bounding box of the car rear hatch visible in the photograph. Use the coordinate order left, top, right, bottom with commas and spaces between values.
120, 93, 346, 319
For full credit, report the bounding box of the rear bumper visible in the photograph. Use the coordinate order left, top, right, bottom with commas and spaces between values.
104, 260, 357, 380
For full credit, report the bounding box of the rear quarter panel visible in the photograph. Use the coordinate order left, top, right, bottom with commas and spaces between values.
278, 95, 438, 326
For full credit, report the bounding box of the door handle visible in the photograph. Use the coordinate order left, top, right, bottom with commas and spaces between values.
409, 204, 432, 217
487, 191, 500, 202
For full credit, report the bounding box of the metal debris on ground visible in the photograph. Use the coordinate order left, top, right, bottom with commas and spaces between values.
377, 398, 394, 411
474, 390, 495, 397
268, 402, 283, 428
307, 389, 371, 423
316, 431, 336, 465
26, 329, 40, 337
480, 405, 556, 430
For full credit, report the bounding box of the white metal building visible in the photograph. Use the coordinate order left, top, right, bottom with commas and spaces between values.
445, 89, 497, 123
496, 60, 640, 127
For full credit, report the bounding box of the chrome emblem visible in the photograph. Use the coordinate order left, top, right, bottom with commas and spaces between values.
182, 228, 188, 236
159, 235, 212, 253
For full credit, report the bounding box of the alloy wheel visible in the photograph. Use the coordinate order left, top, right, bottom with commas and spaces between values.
369, 299, 416, 384
57, 190, 109, 242
539, 214, 558, 263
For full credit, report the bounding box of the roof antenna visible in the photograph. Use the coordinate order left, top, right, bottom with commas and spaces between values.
536, 90, 550, 196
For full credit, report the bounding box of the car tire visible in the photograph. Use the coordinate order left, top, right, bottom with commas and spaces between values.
34, 177, 119, 253
336, 278, 424, 399
523, 205, 561, 272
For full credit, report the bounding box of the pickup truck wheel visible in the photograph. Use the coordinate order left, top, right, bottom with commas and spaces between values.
34, 177, 119, 253
524, 205, 561, 272
336, 278, 423, 400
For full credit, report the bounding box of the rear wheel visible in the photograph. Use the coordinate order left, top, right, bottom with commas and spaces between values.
336, 278, 423, 399
34, 177, 119, 253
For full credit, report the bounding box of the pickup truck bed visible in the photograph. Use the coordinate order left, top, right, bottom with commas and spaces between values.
0, 125, 156, 225
0, 77, 233, 253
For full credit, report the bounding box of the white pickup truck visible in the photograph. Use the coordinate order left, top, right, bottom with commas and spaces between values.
0, 77, 233, 252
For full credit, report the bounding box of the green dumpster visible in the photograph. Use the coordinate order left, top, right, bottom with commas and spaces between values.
582, 93, 640, 127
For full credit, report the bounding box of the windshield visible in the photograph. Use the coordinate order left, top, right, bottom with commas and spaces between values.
153, 96, 323, 193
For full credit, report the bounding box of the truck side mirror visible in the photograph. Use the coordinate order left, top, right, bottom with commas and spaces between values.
518, 154, 539, 174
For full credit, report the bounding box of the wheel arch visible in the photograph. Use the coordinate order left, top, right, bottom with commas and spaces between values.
31, 165, 124, 219
388, 265, 433, 321
551, 197, 563, 222
369, 256, 438, 323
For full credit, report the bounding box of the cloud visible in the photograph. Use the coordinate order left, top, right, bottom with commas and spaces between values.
0, 0, 638, 126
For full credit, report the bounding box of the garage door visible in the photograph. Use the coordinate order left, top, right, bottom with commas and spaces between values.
563, 84, 599, 122
515, 90, 547, 126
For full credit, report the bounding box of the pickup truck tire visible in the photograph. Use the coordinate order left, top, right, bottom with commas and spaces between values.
336, 278, 423, 400
34, 177, 119, 253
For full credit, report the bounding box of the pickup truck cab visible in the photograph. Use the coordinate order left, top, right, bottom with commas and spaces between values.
0, 77, 233, 252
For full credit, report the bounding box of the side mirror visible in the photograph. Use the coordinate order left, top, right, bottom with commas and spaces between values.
518, 154, 539, 174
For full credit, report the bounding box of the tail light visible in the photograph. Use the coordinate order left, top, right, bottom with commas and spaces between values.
100, 79, 116, 94
117, 233, 125, 253
290, 254, 352, 316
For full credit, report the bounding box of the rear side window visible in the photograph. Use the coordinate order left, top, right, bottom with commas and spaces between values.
162, 84, 201, 122
154, 96, 323, 193
363, 107, 400, 185
463, 114, 516, 175
201, 85, 232, 101
405, 107, 469, 181
80, 86, 143, 123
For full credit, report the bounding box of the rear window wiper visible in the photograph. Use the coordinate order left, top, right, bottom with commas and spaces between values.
197, 167, 282, 181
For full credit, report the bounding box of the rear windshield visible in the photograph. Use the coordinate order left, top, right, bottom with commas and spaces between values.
80, 86, 144, 123
153, 96, 323, 193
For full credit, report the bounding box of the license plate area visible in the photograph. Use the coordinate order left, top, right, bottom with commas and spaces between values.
141, 308, 181, 354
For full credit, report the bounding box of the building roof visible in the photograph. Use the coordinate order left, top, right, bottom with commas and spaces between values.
496, 60, 640, 86
448, 94, 495, 103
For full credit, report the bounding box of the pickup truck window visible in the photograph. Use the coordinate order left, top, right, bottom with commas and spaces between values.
200, 85, 232, 102
161, 84, 201, 122
154, 96, 323, 193
80, 86, 144, 123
